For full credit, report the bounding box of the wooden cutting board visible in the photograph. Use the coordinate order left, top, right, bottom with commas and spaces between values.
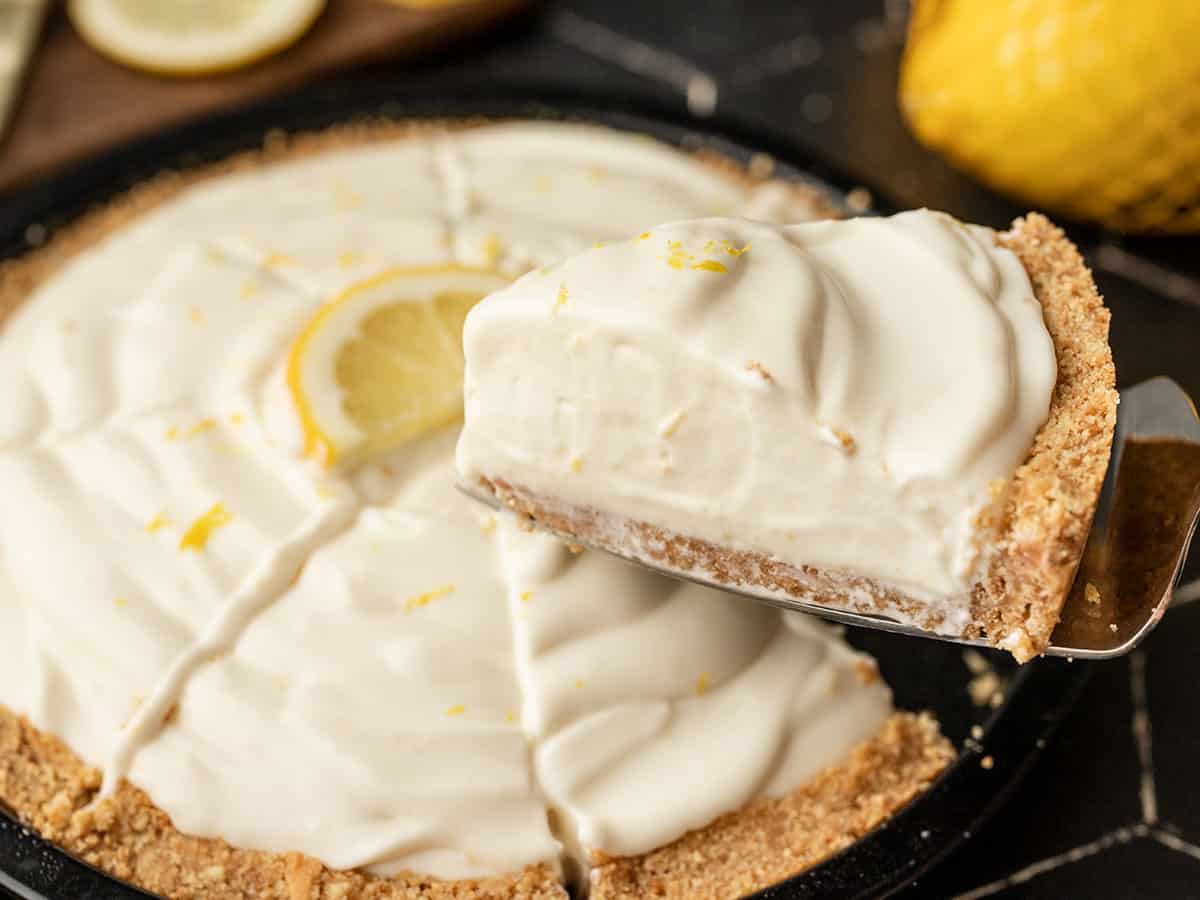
0, 0, 531, 194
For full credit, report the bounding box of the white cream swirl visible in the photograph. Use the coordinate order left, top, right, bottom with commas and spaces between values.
457, 211, 1058, 630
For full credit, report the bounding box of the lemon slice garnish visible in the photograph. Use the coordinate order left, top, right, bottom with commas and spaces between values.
287, 266, 509, 468
68, 0, 326, 77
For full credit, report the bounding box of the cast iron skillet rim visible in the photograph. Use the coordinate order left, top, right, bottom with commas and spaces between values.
0, 81, 1090, 900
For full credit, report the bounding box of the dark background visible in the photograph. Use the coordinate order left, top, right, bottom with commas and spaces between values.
4, 1, 1200, 898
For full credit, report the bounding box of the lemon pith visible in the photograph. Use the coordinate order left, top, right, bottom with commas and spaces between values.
287, 266, 509, 468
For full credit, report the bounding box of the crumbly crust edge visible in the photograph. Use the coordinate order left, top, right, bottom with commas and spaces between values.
978, 214, 1117, 660
0, 706, 566, 900
588, 712, 953, 900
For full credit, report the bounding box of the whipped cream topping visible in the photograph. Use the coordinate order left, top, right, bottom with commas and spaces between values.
0, 123, 889, 880
458, 212, 1058, 631
499, 524, 889, 858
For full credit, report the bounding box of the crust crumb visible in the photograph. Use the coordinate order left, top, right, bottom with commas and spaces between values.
285, 853, 322, 900
744, 361, 774, 384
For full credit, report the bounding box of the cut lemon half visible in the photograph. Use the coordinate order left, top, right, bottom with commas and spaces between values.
288, 266, 509, 469
68, 0, 326, 77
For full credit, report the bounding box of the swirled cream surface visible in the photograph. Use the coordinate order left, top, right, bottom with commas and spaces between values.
0, 123, 890, 881
457, 212, 1057, 632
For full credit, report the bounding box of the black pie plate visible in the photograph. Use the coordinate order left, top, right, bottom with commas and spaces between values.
0, 83, 1090, 900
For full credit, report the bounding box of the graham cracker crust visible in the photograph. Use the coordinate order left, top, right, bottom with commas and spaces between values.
978, 215, 1117, 660
0, 121, 950, 898
478, 214, 1117, 662
589, 712, 953, 900
0, 707, 566, 900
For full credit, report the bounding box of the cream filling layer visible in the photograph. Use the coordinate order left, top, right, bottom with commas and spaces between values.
457, 212, 1058, 631
0, 123, 889, 880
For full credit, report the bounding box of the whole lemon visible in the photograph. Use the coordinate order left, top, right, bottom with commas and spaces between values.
900, 0, 1200, 233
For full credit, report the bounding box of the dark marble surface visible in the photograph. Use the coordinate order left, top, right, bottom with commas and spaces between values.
2, 2, 1198, 899
392, 3, 1200, 898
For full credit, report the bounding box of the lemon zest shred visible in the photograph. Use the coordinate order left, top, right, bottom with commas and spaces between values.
553, 283, 569, 314
179, 503, 233, 552
114, 596, 129, 609
481, 234, 504, 266
692, 260, 728, 273
145, 512, 170, 533
405, 583, 456, 612
446, 704, 466, 717
185, 417, 218, 438
695, 673, 711, 696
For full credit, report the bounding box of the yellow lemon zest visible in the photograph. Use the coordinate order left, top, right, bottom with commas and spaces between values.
179, 503, 232, 552
553, 283, 569, 314
481, 234, 504, 267
185, 417, 218, 438
145, 512, 170, 533
404, 583, 456, 612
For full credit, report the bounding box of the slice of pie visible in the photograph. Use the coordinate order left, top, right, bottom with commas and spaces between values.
0, 121, 953, 900
457, 211, 1117, 662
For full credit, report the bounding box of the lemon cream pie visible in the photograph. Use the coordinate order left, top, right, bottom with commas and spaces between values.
0, 121, 953, 900
458, 211, 1117, 663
